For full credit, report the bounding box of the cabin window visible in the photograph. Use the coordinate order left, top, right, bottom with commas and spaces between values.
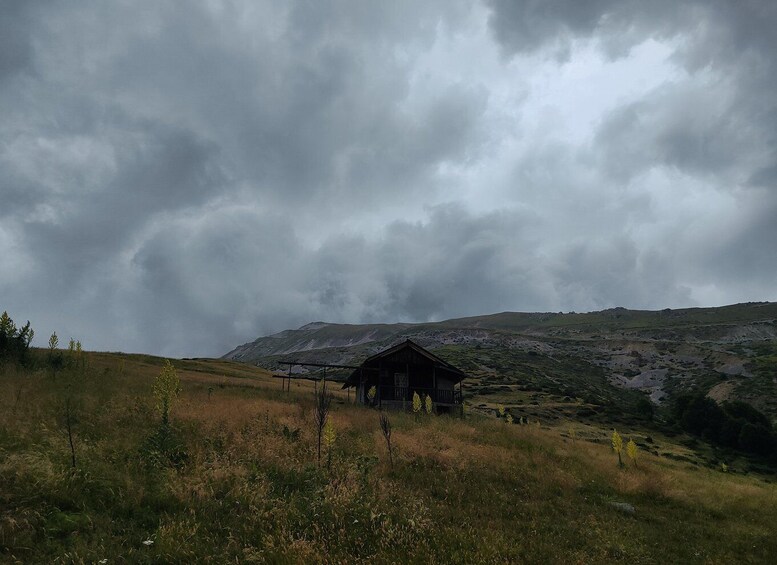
394, 372, 408, 388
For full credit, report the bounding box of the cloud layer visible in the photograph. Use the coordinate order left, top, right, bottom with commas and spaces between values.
1, 0, 775, 356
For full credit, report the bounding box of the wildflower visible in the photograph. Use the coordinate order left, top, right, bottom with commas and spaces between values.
142, 539, 154, 546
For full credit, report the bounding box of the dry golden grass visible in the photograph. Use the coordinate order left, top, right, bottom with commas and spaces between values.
2, 352, 777, 563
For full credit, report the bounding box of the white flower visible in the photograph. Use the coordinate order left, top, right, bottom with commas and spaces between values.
98, 560, 108, 564
142, 539, 154, 546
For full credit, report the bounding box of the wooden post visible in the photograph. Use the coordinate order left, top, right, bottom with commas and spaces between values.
459, 379, 464, 418
286, 365, 292, 392
432, 366, 437, 405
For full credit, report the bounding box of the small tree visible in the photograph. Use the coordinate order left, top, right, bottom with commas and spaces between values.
505, 412, 513, 425
424, 394, 433, 415
498, 405, 506, 418
626, 438, 638, 468
379, 412, 393, 469
314, 380, 332, 467
153, 360, 181, 428
47, 332, 63, 376
412, 391, 421, 418
48, 332, 58, 355
58, 337, 85, 469
612, 430, 624, 468
68, 337, 75, 358
367, 385, 377, 406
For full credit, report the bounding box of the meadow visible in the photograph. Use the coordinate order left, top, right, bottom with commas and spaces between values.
2, 351, 776, 564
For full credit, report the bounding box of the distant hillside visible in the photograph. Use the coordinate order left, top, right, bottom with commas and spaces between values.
224, 302, 777, 420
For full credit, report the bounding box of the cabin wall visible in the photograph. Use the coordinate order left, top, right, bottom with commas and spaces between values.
436, 376, 455, 392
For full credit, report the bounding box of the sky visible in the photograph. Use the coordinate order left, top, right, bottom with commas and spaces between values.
2, 0, 776, 357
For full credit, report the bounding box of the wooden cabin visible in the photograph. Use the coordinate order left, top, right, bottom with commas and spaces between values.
342, 339, 466, 413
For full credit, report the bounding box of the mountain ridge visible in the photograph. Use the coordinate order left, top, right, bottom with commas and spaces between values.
223, 302, 777, 420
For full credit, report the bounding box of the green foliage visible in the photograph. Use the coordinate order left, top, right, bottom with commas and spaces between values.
0, 311, 34, 366
673, 393, 777, 459
367, 385, 376, 405
634, 396, 655, 421
424, 394, 433, 415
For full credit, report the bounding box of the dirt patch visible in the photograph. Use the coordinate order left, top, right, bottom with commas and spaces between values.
707, 380, 738, 403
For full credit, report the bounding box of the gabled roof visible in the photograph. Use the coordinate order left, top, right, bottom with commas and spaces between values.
343, 339, 468, 387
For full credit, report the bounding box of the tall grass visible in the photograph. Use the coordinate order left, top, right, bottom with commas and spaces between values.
1, 352, 776, 563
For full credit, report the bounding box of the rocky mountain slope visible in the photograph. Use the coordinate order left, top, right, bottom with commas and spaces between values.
224, 302, 777, 420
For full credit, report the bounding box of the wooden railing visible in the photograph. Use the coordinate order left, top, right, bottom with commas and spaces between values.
378, 386, 461, 405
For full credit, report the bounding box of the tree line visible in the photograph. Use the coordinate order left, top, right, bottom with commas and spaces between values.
671, 393, 776, 459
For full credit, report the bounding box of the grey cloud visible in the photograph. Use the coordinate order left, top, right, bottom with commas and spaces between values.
0, 1, 38, 82
2, 0, 776, 356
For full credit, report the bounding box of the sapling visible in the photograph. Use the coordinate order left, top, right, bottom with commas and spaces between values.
424, 394, 433, 415
47, 332, 60, 378
67, 338, 76, 368
367, 385, 377, 405
505, 412, 513, 425
153, 360, 181, 428
60, 338, 85, 469
379, 412, 393, 469
314, 379, 332, 467
612, 430, 624, 468
498, 405, 505, 418
626, 438, 638, 468
412, 391, 421, 418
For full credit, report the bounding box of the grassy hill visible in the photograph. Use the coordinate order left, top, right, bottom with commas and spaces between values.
3, 350, 777, 563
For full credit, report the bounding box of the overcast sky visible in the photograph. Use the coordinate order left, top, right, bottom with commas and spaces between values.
2, 1, 776, 357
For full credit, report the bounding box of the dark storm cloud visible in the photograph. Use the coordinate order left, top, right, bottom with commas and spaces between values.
1, 0, 775, 356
